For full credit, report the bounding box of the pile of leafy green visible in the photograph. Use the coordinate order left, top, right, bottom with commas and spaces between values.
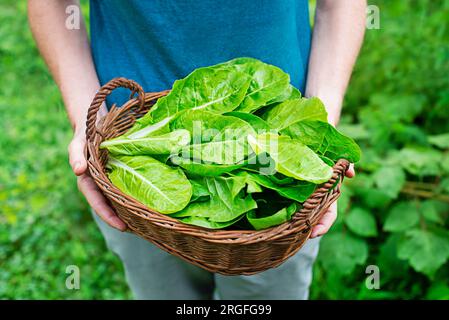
100, 58, 361, 230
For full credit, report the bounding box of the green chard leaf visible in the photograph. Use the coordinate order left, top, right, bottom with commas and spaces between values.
265, 84, 301, 105
266, 173, 295, 185
171, 156, 247, 177
172, 176, 257, 223
170, 110, 256, 164
247, 203, 298, 230
215, 57, 292, 113
100, 129, 190, 156
281, 120, 362, 163
189, 178, 210, 202
247, 132, 333, 184
178, 215, 244, 229
234, 171, 315, 202
224, 111, 273, 133
262, 97, 328, 131
106, 155, 192, 214
126, 66, 252, 138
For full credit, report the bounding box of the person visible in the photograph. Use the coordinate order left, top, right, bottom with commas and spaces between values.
28, 0, 365, 300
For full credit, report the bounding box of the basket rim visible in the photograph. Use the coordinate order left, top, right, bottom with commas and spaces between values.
85, 80, 349, 245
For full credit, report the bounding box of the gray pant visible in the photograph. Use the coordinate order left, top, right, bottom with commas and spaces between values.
92, 211, 320, 300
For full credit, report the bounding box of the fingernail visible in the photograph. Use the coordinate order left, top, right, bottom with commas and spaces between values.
74, 161, 80, 171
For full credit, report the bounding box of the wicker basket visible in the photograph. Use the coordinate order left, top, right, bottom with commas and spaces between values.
86, 78, 349, 276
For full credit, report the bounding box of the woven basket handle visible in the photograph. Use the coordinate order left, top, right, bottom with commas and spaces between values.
292, 159, 350, 223
86, 77, 145, 141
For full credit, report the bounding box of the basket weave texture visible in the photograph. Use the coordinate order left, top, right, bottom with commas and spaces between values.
86, 78, 349, 275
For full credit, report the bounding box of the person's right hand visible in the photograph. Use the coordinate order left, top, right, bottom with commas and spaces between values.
68, 129, 127, 231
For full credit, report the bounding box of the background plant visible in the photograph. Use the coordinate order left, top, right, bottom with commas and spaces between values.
0, 0, 447, 299
0, 0, 130, 299
311, 0, 449, 300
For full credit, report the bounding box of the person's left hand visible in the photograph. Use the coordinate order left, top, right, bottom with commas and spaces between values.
310, 164, 355, 238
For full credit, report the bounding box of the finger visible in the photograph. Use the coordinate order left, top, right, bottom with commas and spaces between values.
68, 136, 88, 176
78, 175, 127, 231
345, 163, 355, 178
310, 203, 337, 238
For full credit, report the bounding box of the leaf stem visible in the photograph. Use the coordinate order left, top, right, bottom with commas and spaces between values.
400, 187, 449, 203
404, 181, 438, 190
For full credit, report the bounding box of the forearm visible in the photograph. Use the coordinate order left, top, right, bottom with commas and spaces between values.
305, 0, 366, 126
28, 0, 104, 134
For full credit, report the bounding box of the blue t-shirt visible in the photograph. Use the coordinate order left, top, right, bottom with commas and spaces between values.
89, 0, 311, 107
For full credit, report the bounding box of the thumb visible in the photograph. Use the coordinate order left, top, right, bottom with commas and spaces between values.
68, 135, 88, 176
345, 163, 355, 178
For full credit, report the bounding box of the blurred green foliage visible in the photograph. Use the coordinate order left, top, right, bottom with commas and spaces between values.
0, 0, 448, 299
0, 1, 130, 299
311, 0, 449, 300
